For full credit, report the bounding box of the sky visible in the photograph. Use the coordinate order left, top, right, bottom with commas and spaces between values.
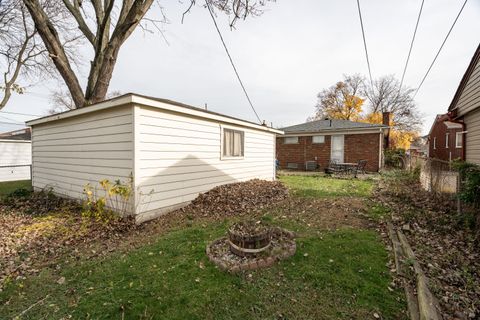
2, 0, 480, 135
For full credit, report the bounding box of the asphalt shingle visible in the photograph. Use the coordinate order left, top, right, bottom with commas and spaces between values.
281, 119, 388, 133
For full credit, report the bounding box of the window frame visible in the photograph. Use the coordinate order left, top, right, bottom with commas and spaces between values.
433, 137, 436, 150
312, 135, 325, 144
455, 132, 463, 148
445, 133, 449, 148
220, 126, 245, 160
284, 136, 299, 144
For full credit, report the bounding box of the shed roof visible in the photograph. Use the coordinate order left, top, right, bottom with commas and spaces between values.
26, 93, 283, 134
281, 119, 388, 133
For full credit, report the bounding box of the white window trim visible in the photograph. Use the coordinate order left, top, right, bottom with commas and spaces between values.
312, 135, 325, 144
445, 133, 449, 148
284, 136, 299, 144
455, 132, 463, 148
220, 125, 245, 160
433, 137, 436, 149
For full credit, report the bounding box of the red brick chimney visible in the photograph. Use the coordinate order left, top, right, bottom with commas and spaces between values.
382, 112, 391, 149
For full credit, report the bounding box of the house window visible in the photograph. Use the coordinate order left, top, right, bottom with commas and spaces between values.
445, 133, 449, 148
456, 132, 463, 148
223, 128, 244, 157
284, 136, 298, 144
312, 135, 325, 144
433, 137, 436, 149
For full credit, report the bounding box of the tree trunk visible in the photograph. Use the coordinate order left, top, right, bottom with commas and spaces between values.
23, 0, 85, 108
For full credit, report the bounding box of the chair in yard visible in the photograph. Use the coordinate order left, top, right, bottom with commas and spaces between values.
351, 159, 367, 177
324, 159, 340, 174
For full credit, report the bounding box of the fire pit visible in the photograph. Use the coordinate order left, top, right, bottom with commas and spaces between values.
206, 220, 296, 273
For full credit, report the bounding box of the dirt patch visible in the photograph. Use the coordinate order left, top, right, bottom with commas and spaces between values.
374, 173, 480, 319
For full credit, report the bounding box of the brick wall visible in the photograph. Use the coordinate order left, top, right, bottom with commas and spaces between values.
276, 132, 381, 172
428, 120, 464, 161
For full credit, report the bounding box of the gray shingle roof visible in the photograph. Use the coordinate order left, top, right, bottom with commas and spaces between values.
281, 119, 388, 133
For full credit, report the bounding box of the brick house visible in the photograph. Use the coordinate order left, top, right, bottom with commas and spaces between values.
427, 114, 464, 161
276, 118, 389, 172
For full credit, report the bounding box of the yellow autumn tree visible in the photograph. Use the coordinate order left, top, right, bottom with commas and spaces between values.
310, 75, 365, 121
360, 112, 418, 149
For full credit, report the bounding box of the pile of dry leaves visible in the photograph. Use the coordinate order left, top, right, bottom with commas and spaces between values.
181, 179, 289, 218
0, 192, 138, 290
374, 172, 480, 319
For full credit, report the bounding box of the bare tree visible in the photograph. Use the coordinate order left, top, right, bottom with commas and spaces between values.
23, 0, 273, 109
48, 88, 122, 114
363, 75, 422, 132
0, 0, 47, 109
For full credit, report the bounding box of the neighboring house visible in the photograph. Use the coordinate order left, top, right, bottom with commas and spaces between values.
276, 115, 390, 172
0, 128, 32, 141
26, 93, 282, 223
0, 136, 31, 182
427, 114, 464, 161
408, 135, 428, 157
446, 43, 480, 165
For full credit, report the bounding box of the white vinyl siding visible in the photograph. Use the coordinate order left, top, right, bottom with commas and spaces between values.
464, 107, 480, 164
31, 106, 134, 209
0, 140, 31, 182
135, 105, 275, 220
456, 58, 480, 117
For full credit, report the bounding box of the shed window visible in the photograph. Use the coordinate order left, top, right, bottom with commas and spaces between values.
445, 133, 449, 148
433, 137, 436, 149
312, 135, 325, 144
284, 136, 298, 144
223, 128, 244, 157
456, 132, 463, 148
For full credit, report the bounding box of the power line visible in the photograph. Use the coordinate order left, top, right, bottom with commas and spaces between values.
204, 0, 262, 124
399, 0, 424, 91
0, 115, 24, 124
414, 0, 468, 98
0, 121, 27, 126
0, 110, 41, 117
356, 0, 373, 88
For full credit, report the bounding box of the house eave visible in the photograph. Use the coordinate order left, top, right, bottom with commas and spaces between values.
277, 126, 389, 137
26, 93, 283, 135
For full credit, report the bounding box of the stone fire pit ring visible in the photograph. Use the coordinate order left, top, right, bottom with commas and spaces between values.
206, 226, 296, 273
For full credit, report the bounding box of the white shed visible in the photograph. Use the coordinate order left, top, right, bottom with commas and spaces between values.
0, 139, 32, 182
26, 93, 282, 223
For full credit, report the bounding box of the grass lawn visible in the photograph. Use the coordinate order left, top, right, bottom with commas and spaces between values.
0, 176, 406, 319
280, 175, 373, 198
0, 180, 31, 198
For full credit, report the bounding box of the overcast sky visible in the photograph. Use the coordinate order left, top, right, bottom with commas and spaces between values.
2, 0, 480, 135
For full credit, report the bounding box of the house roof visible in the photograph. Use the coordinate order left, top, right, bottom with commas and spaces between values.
280, 119, 388, 134
0, 128, 31, 141
26, 93, 283, 134
448, 43, 480, 112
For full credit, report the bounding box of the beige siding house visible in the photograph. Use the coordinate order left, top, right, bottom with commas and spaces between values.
448, 43, 480, 164
0, 139, 31, 182
27, 94, 281, 223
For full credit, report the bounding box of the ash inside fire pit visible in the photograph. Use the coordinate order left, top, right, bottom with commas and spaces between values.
207, 221, 296, 273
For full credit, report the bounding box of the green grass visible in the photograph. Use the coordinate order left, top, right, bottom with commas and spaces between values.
280, 175, 373, 198
0, 180, 31, 198
0, 222, 405, 319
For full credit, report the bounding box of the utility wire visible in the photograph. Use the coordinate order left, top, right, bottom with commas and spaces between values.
0, 115, 24, 124
414, 0, 468, 98
0, 110, 41, 117
399, 0, 424, 92
205, 0, 262, 124
356, 0, 373, 88
0, 121, 27, 126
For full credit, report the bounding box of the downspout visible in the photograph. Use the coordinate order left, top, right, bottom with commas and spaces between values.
378, 128, 383, 171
